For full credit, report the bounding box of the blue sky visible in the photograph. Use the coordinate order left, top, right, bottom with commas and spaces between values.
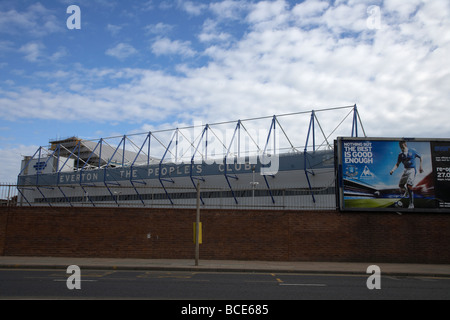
1, 0, 450, 182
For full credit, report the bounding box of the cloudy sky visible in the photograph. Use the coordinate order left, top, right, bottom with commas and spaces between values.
1, 0, 449, 182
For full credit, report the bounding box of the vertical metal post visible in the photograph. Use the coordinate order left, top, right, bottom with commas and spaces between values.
175, 129, 179, 163
312, 112, 315, 151
352, 104, 358, 137
57, 141, 82, 207
205, 126, 209, 162
263, 116, 276, 155
302, 111, 315, 152
147, 132, 152, 166
55, 144, 60, 173
224, 121, 240, 204
304, 112, 316, 203
274, 116, 276, 155
190, 125, 207, 205
130, 133, 151, 206
36, 147, 42, 186
250, 166, 260, 208
7, 185, 11, 207
238, 122, 240, 159
80, 139, 102, 207
195, 181, 200, 266
252, 168, 255, 207
159, 130, 176, 205
103, 137, 124, 206
77, 141, 81, 169
122, 135, 126, 167
98, 138, 103, 169
54, 144, 72, 206
262, 117, 277, 204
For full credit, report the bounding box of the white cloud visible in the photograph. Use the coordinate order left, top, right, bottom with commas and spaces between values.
209, 0, 250, 20
322, 2, 368, 34
106, 43, 138, 60
50, 47, 68, 62
177, 0, 208, 16
151, 37, 196, 57
106, 24, 123, 36
292, 0, 330, 19
139, 1, 154, 12
18, 42, 67, 63
0, 145, 39, 183
144, 22, 174, 36
19, 42, 45, 62
199, 19, 232, 43
383, 0, 423, 21
246, 0, 291, 30
0, 3, 62, 37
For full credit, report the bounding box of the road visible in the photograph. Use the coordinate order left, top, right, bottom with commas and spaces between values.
0, 269, 449, 301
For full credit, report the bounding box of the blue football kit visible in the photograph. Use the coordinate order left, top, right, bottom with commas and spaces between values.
397, 149, 421, 171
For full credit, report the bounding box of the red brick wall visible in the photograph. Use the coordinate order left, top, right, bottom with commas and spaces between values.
0, 208, 8, 256
1, 207, 449, 263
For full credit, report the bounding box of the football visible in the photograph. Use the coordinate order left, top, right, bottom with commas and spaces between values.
395, 200, 403, 208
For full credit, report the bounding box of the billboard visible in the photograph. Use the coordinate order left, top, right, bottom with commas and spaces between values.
336, 137, 450, 212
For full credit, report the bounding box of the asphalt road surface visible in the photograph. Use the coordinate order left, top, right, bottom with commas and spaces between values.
1, 268, 449, 301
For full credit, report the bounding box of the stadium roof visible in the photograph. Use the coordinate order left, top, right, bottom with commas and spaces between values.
50, 137, 157, 169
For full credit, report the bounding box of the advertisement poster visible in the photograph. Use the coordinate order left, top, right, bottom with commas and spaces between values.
337, 138, 450, 211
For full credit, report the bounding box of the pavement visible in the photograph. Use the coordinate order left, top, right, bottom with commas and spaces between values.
1, 256, 450, 277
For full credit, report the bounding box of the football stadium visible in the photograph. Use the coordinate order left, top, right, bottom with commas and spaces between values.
16, 106, 365, 210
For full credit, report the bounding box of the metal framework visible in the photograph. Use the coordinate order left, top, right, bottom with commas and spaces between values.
17, 105, 366, 208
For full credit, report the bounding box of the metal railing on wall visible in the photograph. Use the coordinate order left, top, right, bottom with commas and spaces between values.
13, 183, 337, 211
0, 183, 18, 207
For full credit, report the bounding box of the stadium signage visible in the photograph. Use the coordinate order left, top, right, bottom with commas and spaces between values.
60, 172, 99, 184
336, 137, 450, 212
343, 141, 374, 164
50, 162, 258, 186
18, 152, 330, 189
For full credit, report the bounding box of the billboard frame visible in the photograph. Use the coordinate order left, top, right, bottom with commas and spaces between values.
336, 137, 450, 213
